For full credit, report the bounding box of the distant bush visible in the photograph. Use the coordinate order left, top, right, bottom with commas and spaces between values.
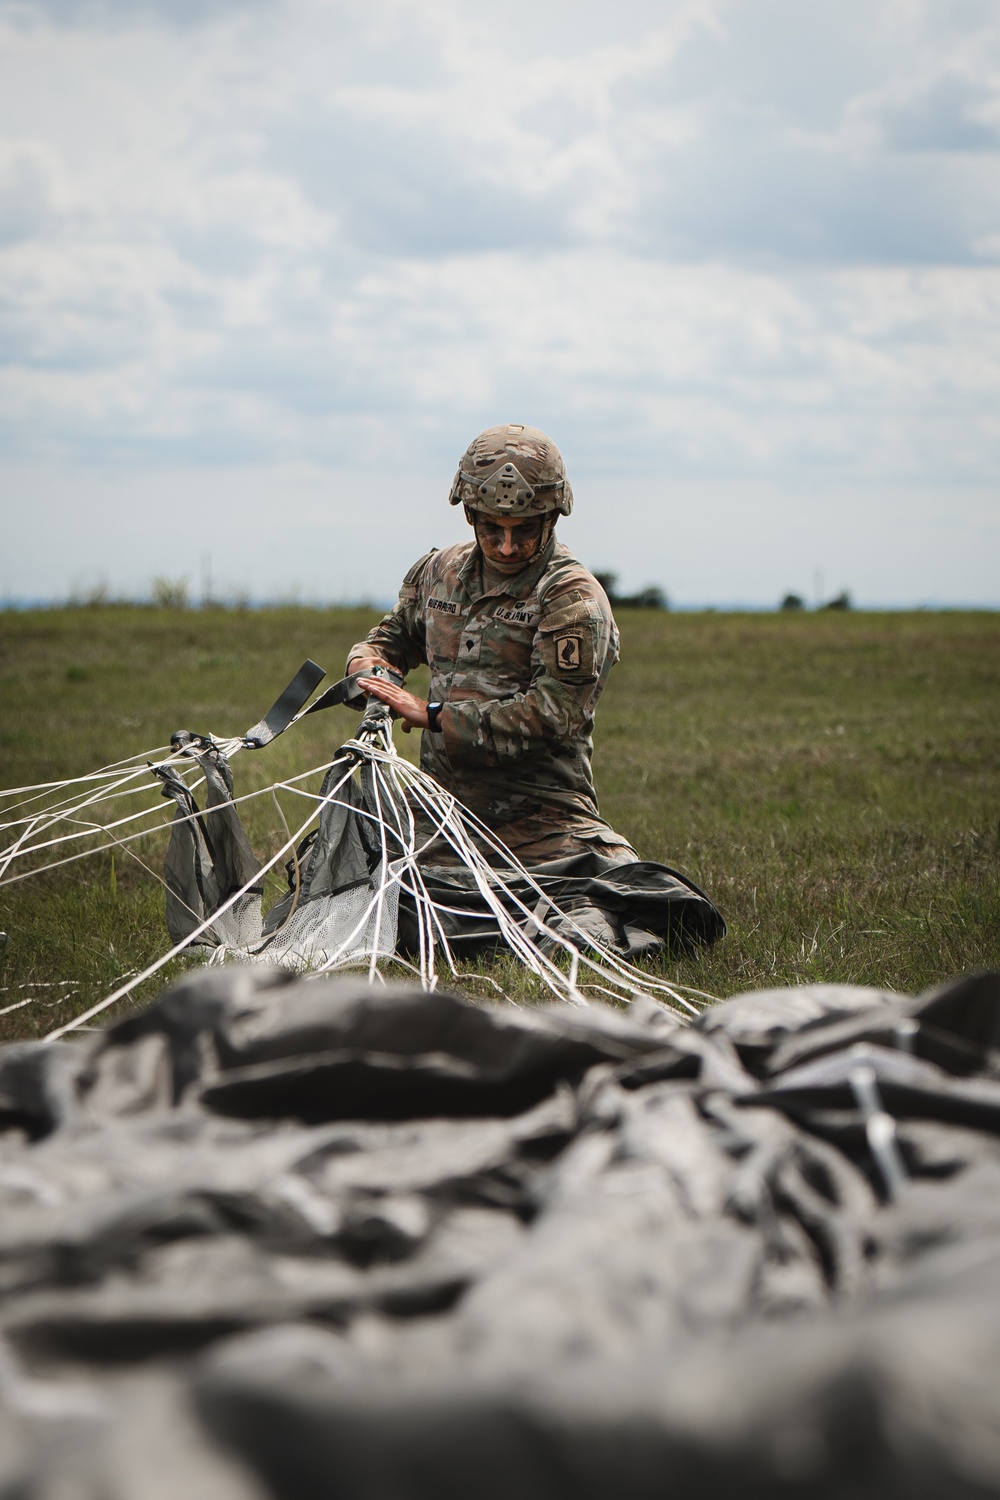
151, 577, 190, 610
780, 593, 806, 611
68, 580, 125, 609
594, 572, 669, 610
822, 591, 852, 612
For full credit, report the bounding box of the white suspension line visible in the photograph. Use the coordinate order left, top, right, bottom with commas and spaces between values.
367, 747, 394, 984
0, 790, 194, 884
307, 785, 449, 977
384, 756, 441, 989
0, 762, 207, 838
267, 782, 331, 803
0, 980, 79, 992
1, 721, 250, 844
0, 758, 335, 891
383, 751, 701, 1016
391, 766, 585, 1005
301, 728, 462, 978
0, 753, 193, 839
0, 755, 199, 872
401, 758, 699, 1009
43, 760, 355, 1043
0, 996, 44, 1019
5, 741, 334, 862
0, 816, 44, 886
396, 777, 451, 992
0, 745, 173, 806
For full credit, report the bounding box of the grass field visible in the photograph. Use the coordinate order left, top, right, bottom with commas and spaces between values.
1, 604, 997, 1039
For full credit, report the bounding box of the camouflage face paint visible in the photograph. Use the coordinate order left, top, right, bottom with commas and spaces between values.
474, 515, 546, 572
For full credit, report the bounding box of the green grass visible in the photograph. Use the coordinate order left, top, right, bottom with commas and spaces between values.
1, 604, 997, 1037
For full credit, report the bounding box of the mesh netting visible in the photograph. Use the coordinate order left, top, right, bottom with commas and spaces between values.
206, 894, 263, 951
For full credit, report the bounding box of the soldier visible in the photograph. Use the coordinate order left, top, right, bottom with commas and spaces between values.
347, 423, 638, 867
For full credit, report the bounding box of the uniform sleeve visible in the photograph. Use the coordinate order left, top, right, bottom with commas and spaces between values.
439, 585, 620, 767
345, 550, 436, 677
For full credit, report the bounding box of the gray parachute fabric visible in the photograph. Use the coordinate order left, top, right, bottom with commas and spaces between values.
155, 745, 263, 950
156, 744, 403, 968
0, 969, 999, 1494
255, 768, 401, 968
400, 852, 725, 959
154, 729, 724, 971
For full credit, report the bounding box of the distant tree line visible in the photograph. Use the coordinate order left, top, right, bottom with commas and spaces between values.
593, 573, 669, 610
781, 591, 852, 612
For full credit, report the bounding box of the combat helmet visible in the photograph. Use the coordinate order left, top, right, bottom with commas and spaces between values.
449, 424, 573, 518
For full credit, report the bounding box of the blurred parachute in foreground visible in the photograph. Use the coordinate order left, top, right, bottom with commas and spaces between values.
0, 965, 998, 1494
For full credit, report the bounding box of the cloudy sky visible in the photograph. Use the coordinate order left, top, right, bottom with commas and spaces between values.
2, 0, 999, 606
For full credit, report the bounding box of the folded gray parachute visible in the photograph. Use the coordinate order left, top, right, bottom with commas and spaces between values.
2, 969, 1000, 1498
154, 745, 264, 951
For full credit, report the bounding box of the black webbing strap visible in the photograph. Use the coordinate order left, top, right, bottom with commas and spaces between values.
301, 677, 362, 716
243, 660, 326, 748
302, 666, 405, 718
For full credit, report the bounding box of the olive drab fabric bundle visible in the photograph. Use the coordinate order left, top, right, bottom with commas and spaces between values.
0, 968, 999, 1496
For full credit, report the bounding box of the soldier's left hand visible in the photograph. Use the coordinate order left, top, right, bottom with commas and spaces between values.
360, 676, 429, 732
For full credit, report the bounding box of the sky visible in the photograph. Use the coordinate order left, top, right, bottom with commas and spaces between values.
1, 0, 999, 607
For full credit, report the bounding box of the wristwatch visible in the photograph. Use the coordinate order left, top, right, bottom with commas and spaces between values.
426, 702, 444, 733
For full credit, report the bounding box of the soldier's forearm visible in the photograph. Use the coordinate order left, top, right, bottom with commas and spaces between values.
346, 606, 425, 678
441, 685, 588, 767
346, 646, 395, 675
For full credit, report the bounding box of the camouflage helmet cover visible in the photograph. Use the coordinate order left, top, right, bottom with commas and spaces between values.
449, 423, 574, 518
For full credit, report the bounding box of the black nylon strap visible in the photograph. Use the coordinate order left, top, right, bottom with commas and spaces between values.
303, 666, 405, 718
244, 660, 326, 748
302, 675, 364, 717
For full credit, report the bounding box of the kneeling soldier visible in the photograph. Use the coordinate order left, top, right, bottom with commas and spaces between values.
348, 423, 637, 867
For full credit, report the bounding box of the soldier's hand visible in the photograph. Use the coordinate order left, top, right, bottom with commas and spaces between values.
359, 676, 429, 732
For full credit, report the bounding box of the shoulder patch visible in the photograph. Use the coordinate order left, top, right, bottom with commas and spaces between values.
555, 634, 582, 672
538, 592, 600, 681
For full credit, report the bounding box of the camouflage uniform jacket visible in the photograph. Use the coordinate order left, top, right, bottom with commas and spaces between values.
348, 539, 621, 832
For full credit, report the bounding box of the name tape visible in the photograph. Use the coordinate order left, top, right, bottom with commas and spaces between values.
493, 606, 536, 625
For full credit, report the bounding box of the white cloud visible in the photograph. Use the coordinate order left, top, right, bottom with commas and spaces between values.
0, 0, 998, 603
